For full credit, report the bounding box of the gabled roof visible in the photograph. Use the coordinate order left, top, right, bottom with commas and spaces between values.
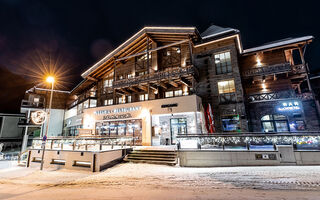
243, 36, 314, 55
201, 25, 239, 40
81, 27, 199, 78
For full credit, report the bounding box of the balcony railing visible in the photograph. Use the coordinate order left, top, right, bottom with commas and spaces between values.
113, 65, 195, 88
21, 100, 44, 108
247, 91, 313, 103
242, 63, 307, 78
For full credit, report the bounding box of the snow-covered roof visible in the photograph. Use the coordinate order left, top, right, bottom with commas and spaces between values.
201, 25, 239, 40
243, 36, 314, 54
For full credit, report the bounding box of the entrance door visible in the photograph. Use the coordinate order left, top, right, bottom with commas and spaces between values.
170, 118, 187, 145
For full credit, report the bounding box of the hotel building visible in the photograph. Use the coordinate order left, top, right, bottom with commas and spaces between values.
21, 25, 320, 147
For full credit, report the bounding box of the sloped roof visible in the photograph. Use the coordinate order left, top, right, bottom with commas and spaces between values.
201, 24, 239, 40
243, 36, 314, 54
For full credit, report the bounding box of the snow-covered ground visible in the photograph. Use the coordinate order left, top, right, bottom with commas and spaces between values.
1, 163, 320, 199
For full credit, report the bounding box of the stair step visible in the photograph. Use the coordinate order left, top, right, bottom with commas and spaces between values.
124, 158, 177, 166
131, 151, 177, 155
128, 154, 176, 158
126, 156, 176, 161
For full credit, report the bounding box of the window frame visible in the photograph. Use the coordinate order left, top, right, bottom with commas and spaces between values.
214, 51, 232, 75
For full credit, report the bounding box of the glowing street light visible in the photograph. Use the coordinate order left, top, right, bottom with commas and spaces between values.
40, 75, 55, 170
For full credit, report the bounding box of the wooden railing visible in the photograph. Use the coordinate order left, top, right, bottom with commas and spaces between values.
113, 65, 195, 88
247, 91, 313, 103
242, 63, 306, 78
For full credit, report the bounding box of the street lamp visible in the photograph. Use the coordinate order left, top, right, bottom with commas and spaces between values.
40, 75, 55, 170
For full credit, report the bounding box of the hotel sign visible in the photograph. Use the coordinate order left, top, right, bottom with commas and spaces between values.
277, 101, 301, 112
94, 106, 141, 115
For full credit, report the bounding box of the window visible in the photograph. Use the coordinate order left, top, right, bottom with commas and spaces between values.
139, 94, 148, 101
104, 99, 113, 106
165, 91, 174, 98
214, 51, 232, 74
77, 103, 83, 114
89, 99, 97, 108
218, 80, 235, 94
174, 90, 183, 97
103, 79, 113, 87
118, 96, 125, 104
127, 96, 132, 103
83, 100, 89, 109
261, 114, 289, 132
222, 115, 240, 132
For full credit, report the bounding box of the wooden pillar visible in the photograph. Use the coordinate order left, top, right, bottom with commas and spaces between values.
147, 37, 150, 98
298, 45, 320, 120
188, 36, 194, 65
113, 58, 117, 104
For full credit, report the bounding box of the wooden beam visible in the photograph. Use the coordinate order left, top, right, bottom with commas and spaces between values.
128, 87, 139, 93
156, 82, 167, 89
138, 85, 148, 92
116, 39, 189, 62
119, 88, 130, 95
179, 77, 190, 86
169, 81, 179, 87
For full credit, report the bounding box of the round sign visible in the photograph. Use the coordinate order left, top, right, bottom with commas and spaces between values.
31, 110, 47, 125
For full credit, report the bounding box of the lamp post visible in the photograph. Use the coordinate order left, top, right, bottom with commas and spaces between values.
40, 76, 55, 170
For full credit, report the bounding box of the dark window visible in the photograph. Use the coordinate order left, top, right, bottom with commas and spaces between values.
214, 51, 232, 74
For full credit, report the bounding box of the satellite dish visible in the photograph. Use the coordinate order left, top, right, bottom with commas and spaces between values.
31, 110, 47, 125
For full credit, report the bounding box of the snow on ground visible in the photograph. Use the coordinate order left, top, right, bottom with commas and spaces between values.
1, 163, 320, 200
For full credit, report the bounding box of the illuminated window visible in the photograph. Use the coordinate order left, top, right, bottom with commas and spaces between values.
104, 99, 113, 106
165, 91, 174, 98
261, 115, 289, 132
127, 96, 132, 103
83, 100, 89, 109
89, 99, 97, 108
118, 97, 125, 104
139, 94, 148, 101
174, 90, 183, 97
214, 51, 232, 74
103, 78, 113, 87
222, 115, 240, 132
218, 80, 235, 94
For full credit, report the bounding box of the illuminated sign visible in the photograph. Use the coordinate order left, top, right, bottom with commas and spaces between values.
31, 110, 47, 125
277, 101, 301, 111
94, 106, 141, 115
103, 113, 132, 120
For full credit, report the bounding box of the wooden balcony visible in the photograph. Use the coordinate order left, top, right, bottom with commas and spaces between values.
247, 91, 313, 103
21, 100, 44, 108
113, 65, 195, 88
242, 63, 306, 78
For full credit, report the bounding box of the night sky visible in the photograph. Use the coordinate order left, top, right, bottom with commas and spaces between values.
0, 0, 319, 112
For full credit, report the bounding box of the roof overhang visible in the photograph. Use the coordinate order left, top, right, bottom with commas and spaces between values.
242, 36, 314, 55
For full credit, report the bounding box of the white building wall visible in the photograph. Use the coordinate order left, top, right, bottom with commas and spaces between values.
43, 109, 65, 137
0, 116, 23, 138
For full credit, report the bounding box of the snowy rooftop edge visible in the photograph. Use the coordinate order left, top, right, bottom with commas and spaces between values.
242, 36, 314, 54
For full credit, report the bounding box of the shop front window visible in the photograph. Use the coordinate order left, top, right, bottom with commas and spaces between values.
261, 114, 289, 132
221, 115, 240, 132
89, 99, 97, 108
170, 118, 187, 144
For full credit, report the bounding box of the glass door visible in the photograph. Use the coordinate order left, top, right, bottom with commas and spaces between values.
170, 118, 187, 145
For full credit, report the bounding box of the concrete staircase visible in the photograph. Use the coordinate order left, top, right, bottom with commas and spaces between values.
124, 149, 177, 166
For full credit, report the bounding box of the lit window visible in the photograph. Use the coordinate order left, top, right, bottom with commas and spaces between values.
127, 96, 132, 103
139, 94, 148, 101
104, 99, 113, 106
174, 90, 183, 97
222, 115, 240, 132
165, 91, 174, 98
261, 115, 289, 132
215, 51, 232, 74
103, 79, 113, 87
218, 80, 235, 94
83, 100, 89, 109
34, 98, 39, 103
89, 99, 97, 108
118, 97, 125, 104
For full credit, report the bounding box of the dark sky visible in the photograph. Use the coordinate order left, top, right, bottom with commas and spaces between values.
0, 0, 320, 90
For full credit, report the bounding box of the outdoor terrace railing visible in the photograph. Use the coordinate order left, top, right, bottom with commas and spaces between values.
21, 100, 44, 108
242, 63, 306, 78
247, 91, 313, 103
113, 65, 195, 88
31, 136, 139, 151
177, 132, 320, 151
